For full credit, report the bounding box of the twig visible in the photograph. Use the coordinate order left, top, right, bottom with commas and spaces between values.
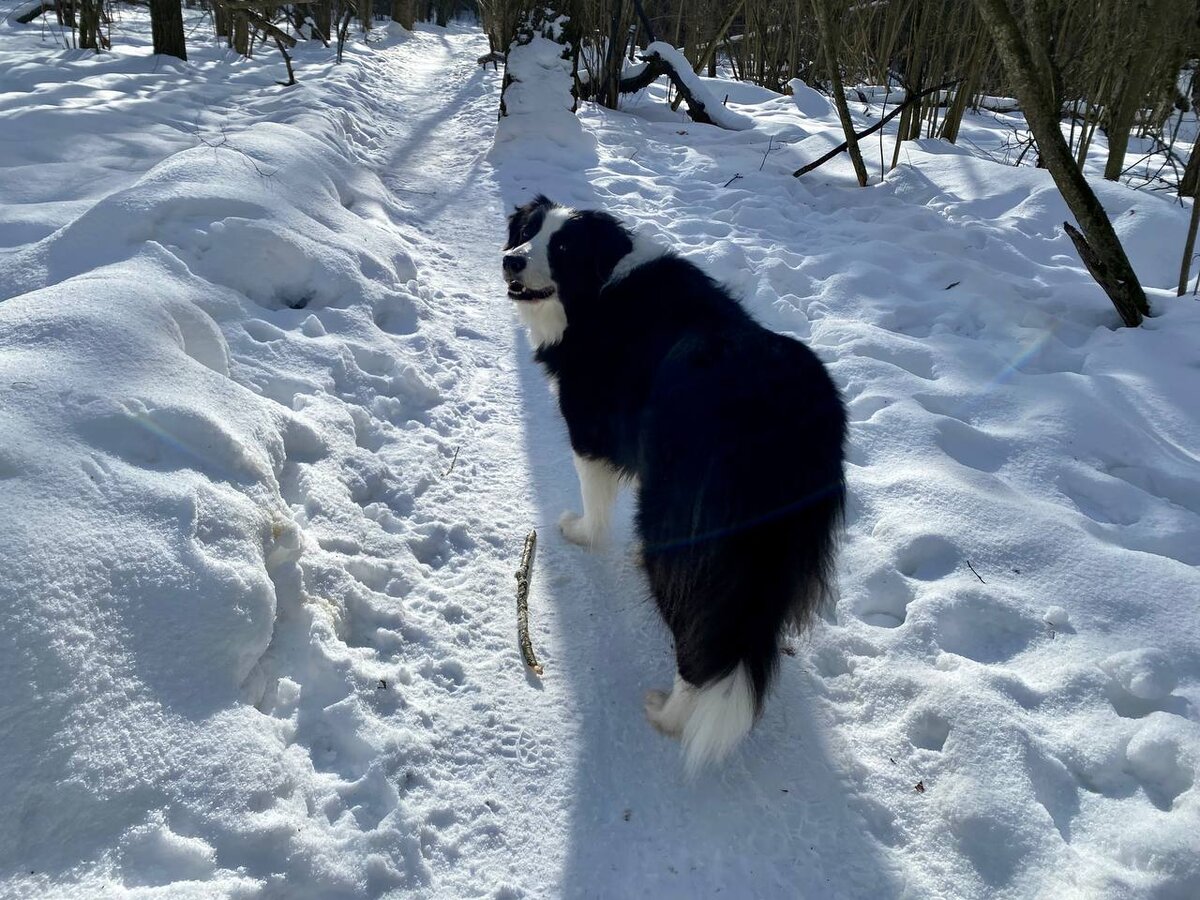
723, 173, 743, 187
443, 445, 460, 477
758, 136, 773, 171
794, 79, 960, 178
965, 560, 985, 583
515, 530, 542, 676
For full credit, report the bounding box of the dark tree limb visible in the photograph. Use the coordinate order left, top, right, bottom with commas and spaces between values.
13, 1, 56, 24
793, 79, 960, 177
273, 36, 296, 85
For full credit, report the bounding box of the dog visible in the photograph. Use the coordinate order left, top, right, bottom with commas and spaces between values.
502, 195, 846, 773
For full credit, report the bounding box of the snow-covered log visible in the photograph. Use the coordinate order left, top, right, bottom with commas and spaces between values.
638, 42, 753, 131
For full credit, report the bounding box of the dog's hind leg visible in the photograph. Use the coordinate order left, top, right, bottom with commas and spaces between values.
644, 672, 698, 737
559, 453, 621, 548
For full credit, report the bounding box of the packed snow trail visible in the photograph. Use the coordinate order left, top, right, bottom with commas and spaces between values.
1, 12, 1198, 899
330, 28, 903, 896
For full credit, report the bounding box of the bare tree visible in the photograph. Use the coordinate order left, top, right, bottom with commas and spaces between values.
970, 0, 1149, 326
812, 0, 867, 186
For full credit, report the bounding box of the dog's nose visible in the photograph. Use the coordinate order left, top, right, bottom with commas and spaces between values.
503, 255, 526, 276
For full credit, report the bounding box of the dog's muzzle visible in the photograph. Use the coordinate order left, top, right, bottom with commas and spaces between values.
503, 254, 554, 301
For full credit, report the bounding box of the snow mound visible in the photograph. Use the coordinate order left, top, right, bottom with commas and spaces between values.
789, 78, 834, 117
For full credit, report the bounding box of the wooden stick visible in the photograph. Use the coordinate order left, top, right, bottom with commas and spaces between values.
515, 530, 543, 676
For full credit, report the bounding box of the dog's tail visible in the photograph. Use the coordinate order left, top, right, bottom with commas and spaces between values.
681, 663, 757, 777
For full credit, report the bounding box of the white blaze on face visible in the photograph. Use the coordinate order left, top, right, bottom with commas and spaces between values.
506, 206, 574, 295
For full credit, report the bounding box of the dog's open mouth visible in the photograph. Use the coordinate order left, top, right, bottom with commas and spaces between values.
507, 281, 555, 302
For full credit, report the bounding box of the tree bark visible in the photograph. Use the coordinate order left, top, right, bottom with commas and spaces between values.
312, 0, 332, 41
1102, 1, 1157, 181
970, 0, 1149, 326
812, 0, 868, 186
1177, 198, 1200, 297
390, 0, 412, 28
150, 0, 187, 60
78, 0, 103, 50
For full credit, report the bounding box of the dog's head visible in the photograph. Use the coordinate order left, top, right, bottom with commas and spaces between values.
502, 195, 633, 309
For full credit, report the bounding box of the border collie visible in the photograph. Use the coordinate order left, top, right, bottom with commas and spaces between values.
503, 196, 846, 774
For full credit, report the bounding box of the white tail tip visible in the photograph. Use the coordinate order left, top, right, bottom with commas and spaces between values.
681, 664, 756, 776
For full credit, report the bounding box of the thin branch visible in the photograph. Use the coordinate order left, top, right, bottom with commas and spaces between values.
515, 530, 542, 676
794, 79, 961, 178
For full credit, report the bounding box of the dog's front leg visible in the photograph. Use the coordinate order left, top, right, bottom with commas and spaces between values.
559, 453, 620, 549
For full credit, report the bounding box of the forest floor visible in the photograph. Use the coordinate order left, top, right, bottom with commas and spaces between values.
1, 9, 1198, 899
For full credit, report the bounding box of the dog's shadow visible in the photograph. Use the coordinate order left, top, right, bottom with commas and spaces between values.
511, 326, 899, 897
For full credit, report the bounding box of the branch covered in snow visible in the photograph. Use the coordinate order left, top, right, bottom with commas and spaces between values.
632, 42, 753, 131
9, 0, 55, 25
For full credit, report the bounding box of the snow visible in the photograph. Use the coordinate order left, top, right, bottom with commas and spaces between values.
2, 8, 1200, 898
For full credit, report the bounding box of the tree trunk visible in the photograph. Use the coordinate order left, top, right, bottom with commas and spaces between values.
1102, 1, 1158, 181
78, 0, 102, 50
812, 0, 867, 186
312, 0, 332, 40
150, 0, 187, 59
390, 0, 412, 28
970, 0, 1149, 326
1177, 198, 1200, 297
214, 0, 230, 38
231, 11, 250, 55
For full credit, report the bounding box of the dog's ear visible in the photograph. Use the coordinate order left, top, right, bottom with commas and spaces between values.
505, 202, 532, 250
588, 213, 633, 280
504, 211, 524, 250
505, 196, 558, 250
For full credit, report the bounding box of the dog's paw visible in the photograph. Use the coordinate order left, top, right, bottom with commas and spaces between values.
644, 689, 682, 738
558, 511, 599, 548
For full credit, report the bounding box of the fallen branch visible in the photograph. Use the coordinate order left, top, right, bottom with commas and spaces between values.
239, 7, 297, 48
576, 46, 748, 129
515, 530, 542, 676
793, 79, 960, 178
12, 0, 55, 24
273, 35, 296, 86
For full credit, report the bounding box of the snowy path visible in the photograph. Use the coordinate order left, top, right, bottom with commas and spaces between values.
285, 28, 898, 895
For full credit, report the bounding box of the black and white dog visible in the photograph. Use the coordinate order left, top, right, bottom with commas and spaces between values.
503, 195, 846, 773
